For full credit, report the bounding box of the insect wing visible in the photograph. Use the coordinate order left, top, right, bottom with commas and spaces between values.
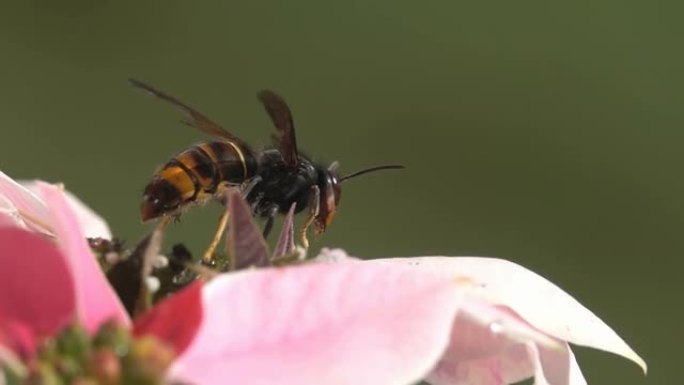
257, 89, 299, 170
129, 78, 251, 149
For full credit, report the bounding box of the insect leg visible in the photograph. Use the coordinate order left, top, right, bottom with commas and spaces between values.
202, 178, 262, 263
262, 205, 279, 239
202, 208, 230, 263
299, 185, 320, 250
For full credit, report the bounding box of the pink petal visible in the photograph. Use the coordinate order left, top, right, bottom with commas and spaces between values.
427, 339, 588, 385
169, 261, 463, 385
0, 317, 37, 359
427, 344, 533, 385
0, 194, 24, 229
376, 256, 646, 373
62, 189, 112, 239
133, 281, 204, 355
525, 343, 588, 385
0, 172, 111, 239
37, 183, 129, 332
0, 172, 50, 234
316, 249, 646, 383
425, 301, 561, 385
0, 227, 75, 351
566, 348, 588, 385
20, 180, 111, 239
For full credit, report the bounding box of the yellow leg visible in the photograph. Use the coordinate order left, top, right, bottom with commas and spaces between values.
299, 215, 314, 250
299, 186, 320, 250
159, 215, 173, 230
202, 209, 230, 263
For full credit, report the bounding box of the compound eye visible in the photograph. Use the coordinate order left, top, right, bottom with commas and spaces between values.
314, 174, 341, 233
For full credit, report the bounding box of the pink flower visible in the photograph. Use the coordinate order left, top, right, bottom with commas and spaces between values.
0, 173, 646, 385
320, 249, 647, 384
0, 181, 127, 353
0, 179, 203, 377
167, 249, 645, 385
0, 170, 110, 239
0, 228, 75, 357
0, 177, 201, 342
0, 172, 132, 355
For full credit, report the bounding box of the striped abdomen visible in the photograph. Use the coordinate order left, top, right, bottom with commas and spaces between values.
141, 141, 256, 221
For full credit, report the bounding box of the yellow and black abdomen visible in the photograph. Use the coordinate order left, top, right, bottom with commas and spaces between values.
141, 141, 257, 221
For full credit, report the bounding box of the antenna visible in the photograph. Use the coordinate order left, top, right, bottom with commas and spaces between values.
339, 165, 405, 182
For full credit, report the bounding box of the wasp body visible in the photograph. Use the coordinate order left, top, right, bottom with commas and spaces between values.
142, 141, 256, 221
132, 79, 402, 244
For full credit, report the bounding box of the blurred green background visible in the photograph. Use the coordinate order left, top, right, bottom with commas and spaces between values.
0, 1, 679, 383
